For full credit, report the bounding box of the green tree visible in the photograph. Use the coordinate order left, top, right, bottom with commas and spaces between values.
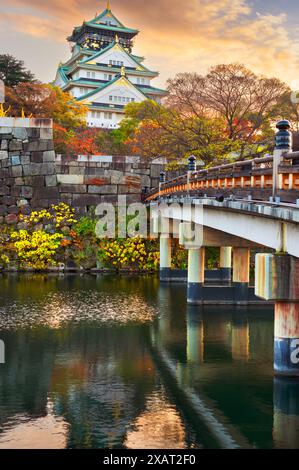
0, 54, 35, 87
122, 100, 239, 166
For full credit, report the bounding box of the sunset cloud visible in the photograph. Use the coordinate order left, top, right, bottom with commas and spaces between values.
0, 0, 298, 85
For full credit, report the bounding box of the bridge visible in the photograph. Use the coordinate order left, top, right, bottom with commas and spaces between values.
146, 120, 299, 378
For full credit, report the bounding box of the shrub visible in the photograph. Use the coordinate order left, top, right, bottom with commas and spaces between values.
11, 230, 63, 269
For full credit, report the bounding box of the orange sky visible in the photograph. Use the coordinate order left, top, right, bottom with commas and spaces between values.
1, 0, 299, 87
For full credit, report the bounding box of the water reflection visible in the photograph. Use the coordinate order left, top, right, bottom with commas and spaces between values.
0, 274, 298, 448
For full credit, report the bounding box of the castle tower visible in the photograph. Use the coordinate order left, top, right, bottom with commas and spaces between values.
53, 2, 167, 128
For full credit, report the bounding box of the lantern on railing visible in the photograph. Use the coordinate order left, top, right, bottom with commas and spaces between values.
275, 120, 292, 151
159, 171, 166, 183
188, 155, 197, 172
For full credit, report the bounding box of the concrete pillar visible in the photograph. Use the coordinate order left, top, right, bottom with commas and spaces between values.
274, 302, 299, 376
159, 236, 172, 282
233, 248, 250, 303
255, 253, 299, 376
187, 248, 205, 304
220, 246, 232, 282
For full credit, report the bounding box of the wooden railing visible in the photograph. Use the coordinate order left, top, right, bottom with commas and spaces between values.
146, 152, 299, 203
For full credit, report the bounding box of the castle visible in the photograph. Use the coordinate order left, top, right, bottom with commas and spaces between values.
54, 1, 167, 128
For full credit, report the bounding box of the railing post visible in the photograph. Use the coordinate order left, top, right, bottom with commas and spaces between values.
273, 120, 292, 199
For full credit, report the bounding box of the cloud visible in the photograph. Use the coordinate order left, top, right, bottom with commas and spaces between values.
1, 0, 299, 85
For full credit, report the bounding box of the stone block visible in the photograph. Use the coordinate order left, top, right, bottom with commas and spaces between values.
23, 163, 55, 176
9, 140, 23, 151
40, 128, 53, 140
100, 195, 119, 204
72, 194, 101, 207
21, 186, 34, 199
1, 140, 8, 150
11, 166, 23, 177
57, 174, 84, 185
59, 184, 87, 194
110, 171, 124, 185
24, 139, 53, 152
45, 175, 58, 187
36, 187, 59, 199
0, 151, 8, 161
88, 185, 118, 194
69, 166, 85, 175
84, 177, 109, 186
125, 156, 140, 164
31, 152, 43, 163
5, 214, 18, 224
10, 187, 21, 197
0, 205, 7, 216
12, 128, 28, 140
20, 155, 30, 165
10, 155, 21, 166
0, 126, 12, 134
141, 175, 151, 187
15, 177, 24, 186
2, 196, 17, 205
42, 150, 55, 162
8, 205, 19, 214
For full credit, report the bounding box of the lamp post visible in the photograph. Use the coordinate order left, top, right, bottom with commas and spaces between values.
187, 155, 196, 198
273, 120, 292, 200
159, 171, 166, 199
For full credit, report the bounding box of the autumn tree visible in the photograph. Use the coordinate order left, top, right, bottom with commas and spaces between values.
123, 100, 239, 165
5, 83, 88, 128
166, 64, 289, 145
0, 54, 35, 87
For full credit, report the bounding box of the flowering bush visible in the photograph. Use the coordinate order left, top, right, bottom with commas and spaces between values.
10, 230, 63, 270
19, 203, 77, 231
0, 203, 191, 272
98, 237, 160, 271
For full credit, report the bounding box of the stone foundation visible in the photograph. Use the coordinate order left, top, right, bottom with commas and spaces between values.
0, 117, 182, 222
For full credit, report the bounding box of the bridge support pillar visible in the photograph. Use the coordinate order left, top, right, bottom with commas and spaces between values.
233, 248, 250, 303
187, 248, 205, 304
256, 254, 299, 376
220, 247, 232, 282
159, 236, 172, 282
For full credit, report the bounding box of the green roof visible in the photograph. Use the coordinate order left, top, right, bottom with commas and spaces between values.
58, 66, 70, 84
79, 39, 151, 73
89, 8, 125, 28
76, 75, 148, 102
86, 8, 138, 34
137, 85, 167, 95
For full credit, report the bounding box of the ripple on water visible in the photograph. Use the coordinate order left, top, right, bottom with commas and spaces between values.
0, 290, 158, 330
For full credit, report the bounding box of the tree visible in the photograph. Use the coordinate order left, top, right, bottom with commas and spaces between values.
166, 64, 288, 144
5, 84, 88, 128
0, 54, 35, 87
123, 100, 239, 165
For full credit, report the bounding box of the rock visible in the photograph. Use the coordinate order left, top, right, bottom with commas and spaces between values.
5, 214, 18, 224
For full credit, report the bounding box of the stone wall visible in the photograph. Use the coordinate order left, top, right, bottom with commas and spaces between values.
0, 118, 182, 222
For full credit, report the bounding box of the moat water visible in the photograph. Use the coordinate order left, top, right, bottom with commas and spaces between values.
0, 274, 298, 449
